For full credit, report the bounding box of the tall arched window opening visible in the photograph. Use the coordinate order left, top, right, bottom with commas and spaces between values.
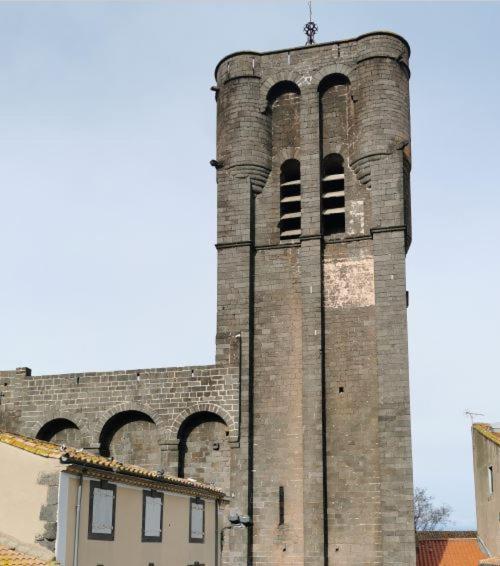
318, 73, 350, 237
267, 81, 301, 242
280, 159, 301, 239
321, 153, 345, 235
177, 411, 230, 495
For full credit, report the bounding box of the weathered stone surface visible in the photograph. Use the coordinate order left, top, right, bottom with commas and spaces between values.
1, 30, 415, 565
214, 31, 414, 566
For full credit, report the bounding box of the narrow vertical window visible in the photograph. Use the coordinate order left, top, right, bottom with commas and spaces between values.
280, 159, 301, 239
321, 153, 345, 235
279, 486, 285, 525
189, 497, 205, 543
88, 481, 116, 540
142, 490, 163, 542
488, 466, 494, 495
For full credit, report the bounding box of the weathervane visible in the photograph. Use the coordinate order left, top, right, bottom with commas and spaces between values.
304, 1, 318, 46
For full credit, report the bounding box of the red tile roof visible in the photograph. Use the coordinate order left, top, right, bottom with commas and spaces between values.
418, 531, 479, 540
417, 537, 487, 566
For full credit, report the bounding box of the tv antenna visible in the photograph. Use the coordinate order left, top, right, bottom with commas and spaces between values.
304, 1, 318, 46
465, 410, 485, 424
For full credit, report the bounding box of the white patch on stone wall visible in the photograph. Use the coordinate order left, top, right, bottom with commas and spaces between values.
297, 75, 312, 86
346, 200, 364, 236
324, 256, 375, 309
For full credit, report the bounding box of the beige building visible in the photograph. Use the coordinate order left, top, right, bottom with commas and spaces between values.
0, 431, 225, 566
473, 423, 500, 559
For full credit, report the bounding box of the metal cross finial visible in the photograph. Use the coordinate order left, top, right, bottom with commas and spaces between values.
304, 1, 318, 46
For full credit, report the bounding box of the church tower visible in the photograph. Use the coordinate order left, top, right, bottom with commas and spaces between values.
214, 31, 415, 565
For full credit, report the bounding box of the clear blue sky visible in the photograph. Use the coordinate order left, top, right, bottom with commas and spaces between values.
0, 1, 498, 530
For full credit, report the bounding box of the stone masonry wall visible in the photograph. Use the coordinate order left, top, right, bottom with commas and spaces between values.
179, 417, 232, 495
1, 30, 416, 566
101, 416, 161, 469
215, 30, 415, 566
0, 364, 239, 485
250, 74, 304, 564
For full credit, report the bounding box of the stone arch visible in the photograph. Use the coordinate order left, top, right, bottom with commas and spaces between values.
30, 407, 91, 447
175, 408, 232, 494
90, 402, 167, 445
312, 62, 356, 90
275, 147, 300, 164
259, 73, 303, 113
318, 73, 351, 94
167, 403, 237, 444
267, 80, 301, 104
94, 403, 166, 469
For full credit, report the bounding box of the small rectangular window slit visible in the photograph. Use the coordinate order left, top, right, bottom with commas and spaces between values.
279, 486, 285, 525
339, 387, 344, 394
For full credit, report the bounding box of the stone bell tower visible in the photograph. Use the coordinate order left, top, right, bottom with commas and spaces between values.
214, 30, 415, 566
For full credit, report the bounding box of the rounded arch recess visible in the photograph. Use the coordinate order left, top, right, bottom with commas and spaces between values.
167, 403, 237, 445
260, 74, 303, 113
318, 73, 351, 95
91, 402, 167, 446
31, 408, 90, 444
312, 63, 355, 91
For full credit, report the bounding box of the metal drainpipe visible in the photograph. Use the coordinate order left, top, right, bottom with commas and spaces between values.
72, 474, 83, 566
236, 332, 242, 444
215, 499, 219, 566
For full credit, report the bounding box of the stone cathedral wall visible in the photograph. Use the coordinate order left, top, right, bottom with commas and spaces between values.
0, 364, 239, 493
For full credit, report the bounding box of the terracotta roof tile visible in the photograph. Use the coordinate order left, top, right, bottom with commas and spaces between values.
474, 423, 500, 447
0, 544, 52, 565
0, 431, 224, 498
417, 531, 479, 541
417, 538, 487, 566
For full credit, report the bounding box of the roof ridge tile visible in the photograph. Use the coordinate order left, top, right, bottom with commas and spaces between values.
0, 430, 224, 498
